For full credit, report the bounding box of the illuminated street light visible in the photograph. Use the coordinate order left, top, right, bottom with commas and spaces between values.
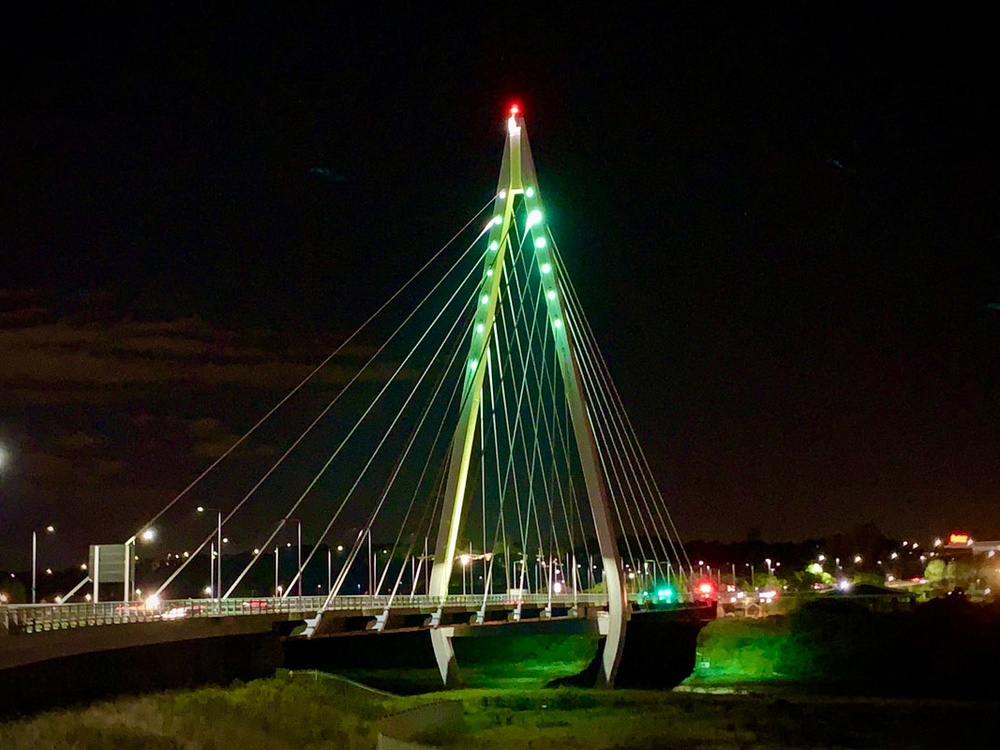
282, 517, 303, 598
197, 506, 223, 600
31, 525, 56, 604
459, 553, 471, 595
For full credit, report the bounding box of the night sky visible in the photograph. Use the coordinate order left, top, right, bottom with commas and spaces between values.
2, 6, 998, 570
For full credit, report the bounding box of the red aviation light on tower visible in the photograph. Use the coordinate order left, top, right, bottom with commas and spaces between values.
508, 103, 521, 117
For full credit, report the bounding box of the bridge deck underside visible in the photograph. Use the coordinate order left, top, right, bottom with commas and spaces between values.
0, 596, 714, 672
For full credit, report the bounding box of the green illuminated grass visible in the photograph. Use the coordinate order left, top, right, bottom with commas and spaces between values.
338, 634, 598, 693
689, 616, 793, 683
3, 673, 998, 749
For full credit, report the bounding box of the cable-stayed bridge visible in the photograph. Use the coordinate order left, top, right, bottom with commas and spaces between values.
0, 106, 709, 687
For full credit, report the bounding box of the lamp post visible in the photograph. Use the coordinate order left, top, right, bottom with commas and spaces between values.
459, 553, 470, 595
280, 518, 303, 598
31, 525, 55, 604
197, 507, 223, 599
122, 527, 156, 604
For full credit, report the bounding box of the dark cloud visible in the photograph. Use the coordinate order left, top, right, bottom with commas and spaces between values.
0, 292, 415, 568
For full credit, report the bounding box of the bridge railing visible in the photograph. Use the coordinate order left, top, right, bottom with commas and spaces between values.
0, 592, 609, 636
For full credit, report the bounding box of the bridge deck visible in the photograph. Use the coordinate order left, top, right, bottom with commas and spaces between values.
1, 593, 611, 636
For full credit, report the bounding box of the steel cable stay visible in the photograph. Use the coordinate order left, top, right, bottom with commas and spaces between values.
151, 211, 495, 599
491, 234, 536, 581
546, 286, 645, 573
558, 286, 670, 573
568, 304, 682, 584
522, 284, 569, 603
222, 236, 492, 599
405, 447, 454, 599
490, 319, 524, 591
323, 220, 532, 606
551, 245, 692, 577
491, 221, 579, 601
559, 278, 670, 576
552, 349, 595, 587
503, 225, 553, 586
569, 308, 666, 582
292, 294, 475, 603
550, 238, 692, 580
502, 255, 548, 593
537, 332, 580, 596
133, 197, 497, 544
490, 208, 596, 600
496, 308, 536, 597
359, 316, 473, 608
485, 347, 510, 591
517, 267, 583, 591
533, 279, 641, 573
259, 259, 486, 602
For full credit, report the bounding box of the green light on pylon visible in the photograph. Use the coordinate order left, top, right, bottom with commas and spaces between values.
526, 187, 535, 198
540, 262, 552, 274
534, 237, 546, 249
480, 294, 489, 305
553, 319, 562, 329
469, 359, 478, 370
489, 240, 499, 251
546, 290, 556, 301
526, 209, 543, 229
476, 323, 485, 333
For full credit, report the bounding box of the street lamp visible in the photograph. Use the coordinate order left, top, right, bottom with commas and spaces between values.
459, 553, 470, 595
122, 527, 156, 603
283, 518, 302, 597
31, 525, 55, 604
197, 506, 223, 599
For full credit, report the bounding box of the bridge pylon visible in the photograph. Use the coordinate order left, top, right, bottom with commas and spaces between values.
428, 105, 628, 687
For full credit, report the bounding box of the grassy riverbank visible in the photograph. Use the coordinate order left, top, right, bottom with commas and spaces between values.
3, 671, 998, 749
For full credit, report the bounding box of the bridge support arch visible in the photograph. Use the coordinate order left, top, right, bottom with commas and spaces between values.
428, 107, 628, 687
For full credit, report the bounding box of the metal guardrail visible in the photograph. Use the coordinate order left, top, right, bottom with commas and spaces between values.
0, 593, 609, 635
